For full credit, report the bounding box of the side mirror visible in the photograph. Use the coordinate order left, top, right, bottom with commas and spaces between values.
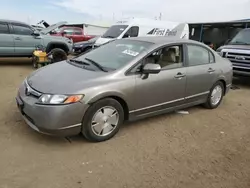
123, 34, 130, 38
142, 63, 161, 74
62, 31, 67, 36
49, 30, 57, 35
32, 30, 40, 36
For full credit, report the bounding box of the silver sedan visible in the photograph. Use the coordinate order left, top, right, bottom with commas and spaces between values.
16, 37, 233, 142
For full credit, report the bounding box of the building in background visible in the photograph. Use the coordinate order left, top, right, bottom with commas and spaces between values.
189, 19, 250, 49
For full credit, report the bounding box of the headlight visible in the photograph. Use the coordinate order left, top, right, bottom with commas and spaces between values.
216, 48, 223, 56
38, 94, 83, 104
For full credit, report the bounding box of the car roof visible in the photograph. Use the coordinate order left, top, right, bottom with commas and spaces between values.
125, 36, 203, 45
0, 19, 29, 25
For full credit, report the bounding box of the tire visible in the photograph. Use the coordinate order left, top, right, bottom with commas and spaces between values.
82, 98, 124, 142
204, 81, 225, 109
48, 48, 68, 63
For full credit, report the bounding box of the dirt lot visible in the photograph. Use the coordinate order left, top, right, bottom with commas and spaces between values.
0, 58, 250, 188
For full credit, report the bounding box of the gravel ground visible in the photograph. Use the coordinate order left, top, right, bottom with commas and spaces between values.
0, 59, 250, 188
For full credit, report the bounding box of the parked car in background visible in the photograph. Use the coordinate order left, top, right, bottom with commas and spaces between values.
94, 18, 189, 47
216, 28, 250, 76
50, 26, 95, 43
16, 37, 232, 142
0, 19, 73, 58
73, 36, 99, 53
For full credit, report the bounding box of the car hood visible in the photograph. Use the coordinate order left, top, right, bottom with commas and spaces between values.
40, 34, 68, 41
219, 44, 250, 50
27, 61, 108, 94
40, 21, 67, 34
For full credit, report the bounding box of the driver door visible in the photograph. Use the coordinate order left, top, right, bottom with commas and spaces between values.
12, 23, 42, 56
131, 44, 187, 117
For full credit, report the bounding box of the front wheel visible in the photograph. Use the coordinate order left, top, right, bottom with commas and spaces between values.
48, 48, 68, 63
204, 81, 224, 109
82, 98, 124, 142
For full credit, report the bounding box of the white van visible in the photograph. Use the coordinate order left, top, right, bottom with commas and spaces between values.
94, 18, 189, 47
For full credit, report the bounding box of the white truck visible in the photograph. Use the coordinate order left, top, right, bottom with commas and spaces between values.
216, 28, 250, 76
93, 18, 189, 47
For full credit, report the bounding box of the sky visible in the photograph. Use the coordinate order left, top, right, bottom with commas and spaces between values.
1, 0, 250, 25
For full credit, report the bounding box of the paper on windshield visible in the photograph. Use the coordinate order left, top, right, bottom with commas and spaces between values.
122, 49, 139, 56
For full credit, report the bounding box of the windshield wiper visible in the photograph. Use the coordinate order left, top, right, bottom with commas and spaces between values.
67, 59, 90, 65
231, 41, 249, 45
84, 58, 107, 72
103, 35, 115, 38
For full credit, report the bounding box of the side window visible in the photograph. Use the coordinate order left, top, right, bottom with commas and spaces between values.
123, 26, 139, 38
187, 45, 209, 66
13, 24, 33, 35
209, 51, 215, 63
144, 45, 183, 70
74, 28, 82, 35
0, 23, 9, 34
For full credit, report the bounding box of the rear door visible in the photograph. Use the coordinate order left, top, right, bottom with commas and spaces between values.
185, 44, 219, 103
12, 23, 42, 56
0, 22, 14, 56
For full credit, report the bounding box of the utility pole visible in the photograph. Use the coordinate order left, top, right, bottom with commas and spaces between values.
159, 13, 162, 20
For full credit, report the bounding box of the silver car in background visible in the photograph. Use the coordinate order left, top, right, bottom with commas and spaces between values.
16, 37, 233, 142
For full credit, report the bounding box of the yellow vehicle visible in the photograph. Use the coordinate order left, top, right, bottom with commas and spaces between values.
32, 45, 68, 69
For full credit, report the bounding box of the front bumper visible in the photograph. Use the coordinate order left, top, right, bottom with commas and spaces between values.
233, 68, 250, 77
16, 81, 89, 137
225, 84, 231, 94
73, 46, 83, 52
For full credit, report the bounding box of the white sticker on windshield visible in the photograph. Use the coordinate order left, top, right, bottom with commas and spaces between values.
122, 49, 139, 56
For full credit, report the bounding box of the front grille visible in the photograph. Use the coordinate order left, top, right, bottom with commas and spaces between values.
25, 81, 42, 98
226, 52, 250, 63
224, 51, 250, 68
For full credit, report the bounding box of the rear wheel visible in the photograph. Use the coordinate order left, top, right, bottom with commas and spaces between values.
204, 81, 224, 109
82, 98, 124, 142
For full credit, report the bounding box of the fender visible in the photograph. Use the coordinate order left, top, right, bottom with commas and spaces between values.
86, 91, 127, 105
46, 42, 69, 53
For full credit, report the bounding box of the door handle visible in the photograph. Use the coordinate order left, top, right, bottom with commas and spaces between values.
15, 37, 21, 40
208, 68, 215, 73
174, 72, 186, 79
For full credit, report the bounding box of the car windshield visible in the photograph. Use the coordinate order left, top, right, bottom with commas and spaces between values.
74, 39, 153, 70
102, 25, 128, 38
230, 29, 250, 45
